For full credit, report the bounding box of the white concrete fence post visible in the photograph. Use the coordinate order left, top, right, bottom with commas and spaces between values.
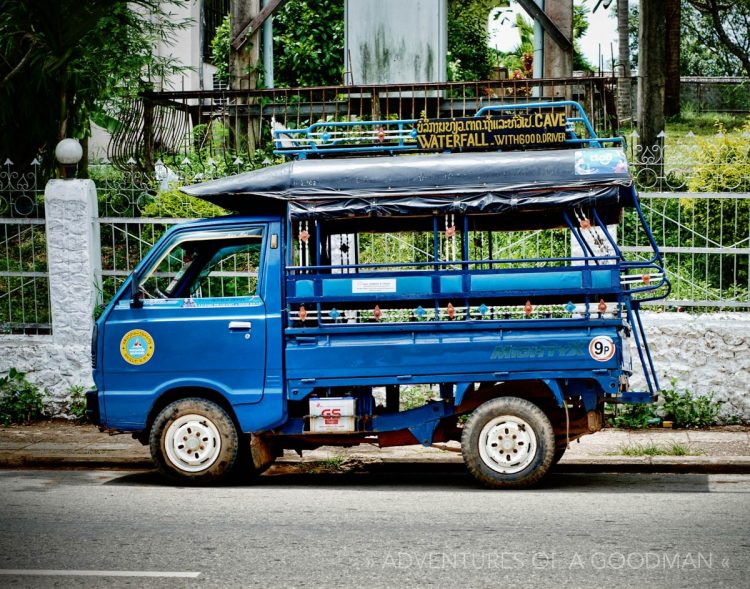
45, 178, 102, 350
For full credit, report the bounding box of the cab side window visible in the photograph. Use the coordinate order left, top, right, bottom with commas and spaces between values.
139, 229, 264, 300
188, 239, 262, 298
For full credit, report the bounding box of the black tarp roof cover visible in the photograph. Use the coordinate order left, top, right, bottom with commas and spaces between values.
181, 147, 634, 221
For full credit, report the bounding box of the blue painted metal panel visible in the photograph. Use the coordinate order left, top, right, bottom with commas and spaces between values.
440, 275, 463, 294
319, 275, 433, 298
95, 219, 287, 433
471, 270, 582, 291
591, 269, 618, 289
284, 324, 624, 391
295, 280, 314, 298
286, 264, 624, 306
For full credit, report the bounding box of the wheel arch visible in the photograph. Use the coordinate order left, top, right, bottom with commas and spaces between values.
141, 386, 240, 444
457, 378, 564, 415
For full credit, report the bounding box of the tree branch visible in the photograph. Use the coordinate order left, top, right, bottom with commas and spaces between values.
688, 0, 750, 75
1, 37, 38, 87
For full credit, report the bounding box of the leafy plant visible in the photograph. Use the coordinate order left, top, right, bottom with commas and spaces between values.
210, 14, 231, 84
607, 403, 660, 429
687, 118, 750, 192
400, 385, 438, 411
448, 0, 498, 81
273, 0, 345, 87
661, 382, 722, 428
0, 368, 46, 425
300, 454, 349, 473
66, 385, 88, 423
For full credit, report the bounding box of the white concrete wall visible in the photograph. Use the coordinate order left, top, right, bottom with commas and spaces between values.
631, 312, 750, 420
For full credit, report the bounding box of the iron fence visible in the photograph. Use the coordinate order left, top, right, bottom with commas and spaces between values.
622, 193, 749, 309
627, 136, 750, 193
89, 160, 749, 311
0, 161, 50, 334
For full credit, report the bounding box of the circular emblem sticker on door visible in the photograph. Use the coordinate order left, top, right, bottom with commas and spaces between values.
120, 329, 155, 365
589, 336, 615, 362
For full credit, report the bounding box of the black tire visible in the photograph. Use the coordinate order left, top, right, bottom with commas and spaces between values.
461, 396, 555, 489
150, 398, 239, 485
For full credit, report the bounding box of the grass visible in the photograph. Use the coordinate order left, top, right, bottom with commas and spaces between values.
299, 455, 349, 474
609, 442, 703, 457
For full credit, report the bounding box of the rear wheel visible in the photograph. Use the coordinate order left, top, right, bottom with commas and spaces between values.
461, 397, 555, 488
150, 398, 239, 485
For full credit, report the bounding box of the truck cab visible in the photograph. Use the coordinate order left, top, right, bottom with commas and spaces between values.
88, 102, 669, 488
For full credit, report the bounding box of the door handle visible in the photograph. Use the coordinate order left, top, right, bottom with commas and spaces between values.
228, 321, 252, 330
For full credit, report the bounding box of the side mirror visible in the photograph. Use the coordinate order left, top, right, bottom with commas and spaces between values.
130, 278, 143, 309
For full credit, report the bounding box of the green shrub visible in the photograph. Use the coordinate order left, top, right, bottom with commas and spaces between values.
662, 384, 722, 428
141, 188, 227, 218
607, 403, 660, 429
273, 0, 345, 88
687, 118, 750, 192
0, 368, 46, 425
210, 14, 231, 84
66, 385, 88, 423
400, 385, 437, 411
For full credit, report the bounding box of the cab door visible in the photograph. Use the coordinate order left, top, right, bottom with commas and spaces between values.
100, 225, 268, 428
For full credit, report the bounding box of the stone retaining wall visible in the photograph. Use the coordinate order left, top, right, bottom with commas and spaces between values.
632, 312, 750, 421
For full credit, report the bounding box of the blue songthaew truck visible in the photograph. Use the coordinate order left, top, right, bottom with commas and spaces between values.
87, 102, 669, 487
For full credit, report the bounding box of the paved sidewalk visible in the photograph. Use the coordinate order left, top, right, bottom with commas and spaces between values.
0, 420, 749, 473
2, 420, 750, 474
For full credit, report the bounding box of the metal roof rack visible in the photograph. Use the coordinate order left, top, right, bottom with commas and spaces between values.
273, 101, 624, 159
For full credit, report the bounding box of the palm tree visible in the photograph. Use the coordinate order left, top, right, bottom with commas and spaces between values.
617, 0, 632, 123
664, 0, 681, 117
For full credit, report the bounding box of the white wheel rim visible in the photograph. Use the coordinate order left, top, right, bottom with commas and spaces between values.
164, 414, 222, 473
477, 414, 537, 474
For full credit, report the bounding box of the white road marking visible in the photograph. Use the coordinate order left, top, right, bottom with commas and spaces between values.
0, 569, 201, 578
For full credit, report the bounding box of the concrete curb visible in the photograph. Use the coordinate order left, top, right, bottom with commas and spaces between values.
0, 455, 153, 470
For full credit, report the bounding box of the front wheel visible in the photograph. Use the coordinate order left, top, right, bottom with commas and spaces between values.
461, 397, 555, 488
150, 398, 239, 485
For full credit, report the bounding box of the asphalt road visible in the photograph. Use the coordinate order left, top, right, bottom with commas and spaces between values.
0, 467, 748, 588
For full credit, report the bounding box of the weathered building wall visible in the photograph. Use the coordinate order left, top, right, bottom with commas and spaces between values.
344, 0, 447, 84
